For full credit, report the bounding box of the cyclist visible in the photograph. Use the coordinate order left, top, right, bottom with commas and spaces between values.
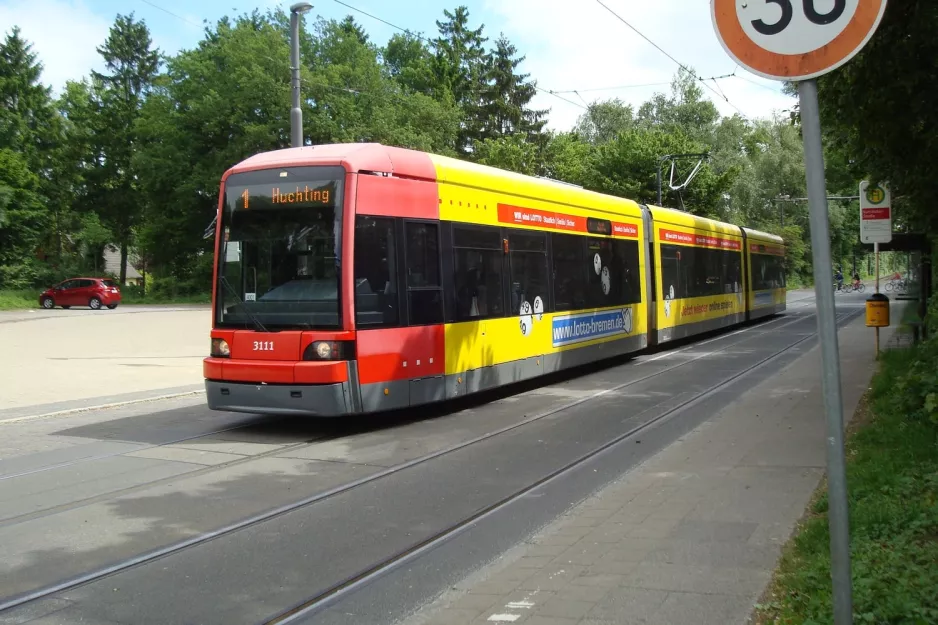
835, 268, 844, 290
852, 271, 860, 289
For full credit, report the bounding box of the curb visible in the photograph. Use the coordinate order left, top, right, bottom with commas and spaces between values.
0, 390, 206, 425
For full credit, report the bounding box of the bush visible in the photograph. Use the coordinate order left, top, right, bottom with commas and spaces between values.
0, 258, 85, 290
892, 298, 938, 426
757, 302, 938, 625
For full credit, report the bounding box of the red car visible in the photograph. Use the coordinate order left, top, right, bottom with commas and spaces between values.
39, 278, 122, 310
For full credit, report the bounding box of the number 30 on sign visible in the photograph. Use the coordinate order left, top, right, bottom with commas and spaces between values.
711, 0, 889, 81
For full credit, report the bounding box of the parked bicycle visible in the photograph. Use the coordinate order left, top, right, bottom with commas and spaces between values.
885, 279, 907, 293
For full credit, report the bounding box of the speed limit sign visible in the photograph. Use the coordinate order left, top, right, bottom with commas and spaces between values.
712, 0, 889, 81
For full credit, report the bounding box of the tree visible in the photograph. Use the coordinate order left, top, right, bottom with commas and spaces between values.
384, 33, 438, 96
0, 27, 60, 285
591, 127, 733, 219
0, 27, 58, 170
89, 14, 160, 285
306, 16, 460, 151
479, 34, 547, 142
134, 12, 295, 279
0, 148, 45, 287
637, 69, 720, 144
573, 99, 635, 145
433, 6, 488, 155
472, 134, 541, 176
337, 15, 369, 45
814, 2, 938, 232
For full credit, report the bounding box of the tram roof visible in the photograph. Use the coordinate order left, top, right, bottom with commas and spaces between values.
223, 143, 438, 181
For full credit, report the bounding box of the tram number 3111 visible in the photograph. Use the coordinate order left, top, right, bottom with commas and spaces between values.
253, 341, 274, 351
750, 0, 846, 35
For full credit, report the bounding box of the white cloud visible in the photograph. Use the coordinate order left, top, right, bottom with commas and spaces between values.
0, 0, 110, 93
483, 0, 797, 130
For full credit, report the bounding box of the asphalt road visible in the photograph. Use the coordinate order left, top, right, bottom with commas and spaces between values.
0, 290, 869, 625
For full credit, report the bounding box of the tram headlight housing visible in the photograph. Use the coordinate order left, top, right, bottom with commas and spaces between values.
211, 338, 230, 358
303, 340, 354, 361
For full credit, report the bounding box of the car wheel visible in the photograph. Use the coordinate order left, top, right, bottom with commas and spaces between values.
89, 297, 102, 310
40, 297, 54, 309
107, 303, 118, 309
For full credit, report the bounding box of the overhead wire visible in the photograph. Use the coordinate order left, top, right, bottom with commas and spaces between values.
592, 0, 747, 117
551, 81, 671, 95
329, 0, 588, 110
732, 71, 788, 94
137, 0, 203, 28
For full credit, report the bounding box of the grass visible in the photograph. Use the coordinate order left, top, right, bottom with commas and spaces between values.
0, 288, 210, 310
0, 289, 37, 311
754, 346, 938, 625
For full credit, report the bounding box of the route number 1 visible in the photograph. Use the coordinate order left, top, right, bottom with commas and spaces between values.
752, 0, 847, 35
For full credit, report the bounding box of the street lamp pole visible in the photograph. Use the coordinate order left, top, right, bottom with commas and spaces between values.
290, 3, 313, 148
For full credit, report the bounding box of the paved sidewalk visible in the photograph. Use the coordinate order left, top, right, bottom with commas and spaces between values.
402, 310, 895, 625
0, 307, 209, 416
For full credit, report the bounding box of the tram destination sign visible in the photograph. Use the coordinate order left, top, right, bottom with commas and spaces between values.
227, 179, 340, 211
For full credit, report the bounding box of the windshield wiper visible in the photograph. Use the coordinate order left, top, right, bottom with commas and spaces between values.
219, 275, 269, 333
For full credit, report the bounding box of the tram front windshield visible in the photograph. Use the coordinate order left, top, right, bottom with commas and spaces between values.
215, 166, 345, 330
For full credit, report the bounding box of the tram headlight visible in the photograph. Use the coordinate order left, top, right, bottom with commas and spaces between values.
211, 338, 230, 358
303, 340, 354, 361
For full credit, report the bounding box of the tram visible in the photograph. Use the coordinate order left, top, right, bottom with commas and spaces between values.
204, 143, 786, 416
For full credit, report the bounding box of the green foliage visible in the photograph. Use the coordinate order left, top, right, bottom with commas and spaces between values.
480, 35, 547, 142
574, 99, 635, 145
893, 299, 938, 427
0, 289, 37, 310
433, 6, 488, 155
0, 4, 887, 290
816, 1, 938, 234
0, 148, 45, 275
760, 311, 938, 624
592, 127, 733, 219
472, 134, 541, 176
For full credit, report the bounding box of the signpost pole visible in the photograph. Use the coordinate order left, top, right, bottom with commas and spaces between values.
875, 242, 880, 356
798, 78, 853, 625
712, 3, 888, 620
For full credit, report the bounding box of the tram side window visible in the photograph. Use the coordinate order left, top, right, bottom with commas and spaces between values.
452, 226, 505, 320
354, 216, 400, 327
405, 222, 444, 325
660, 244, 679, 300
699, 248, 727, 298
551, 233, 586, 312
509, 232, 549, 315
660, 243, 690, 300
585, 237, 642, 307
727, 252, 742, 293
752, 253, 786, 290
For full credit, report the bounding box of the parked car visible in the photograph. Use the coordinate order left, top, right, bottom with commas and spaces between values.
39, 278, 122, 310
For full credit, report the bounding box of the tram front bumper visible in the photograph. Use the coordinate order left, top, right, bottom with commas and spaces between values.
205, 380, 354, 417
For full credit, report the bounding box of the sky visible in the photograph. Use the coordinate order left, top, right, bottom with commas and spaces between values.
0, 0, 797, 131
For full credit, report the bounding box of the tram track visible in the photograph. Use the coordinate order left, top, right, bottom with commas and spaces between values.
263, 305, 865, 625
0, 418, 293, 482
0, 306, 809, 528
0, 306, 841, 617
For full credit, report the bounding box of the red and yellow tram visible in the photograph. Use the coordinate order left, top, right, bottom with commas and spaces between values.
203, 143, 786, 416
